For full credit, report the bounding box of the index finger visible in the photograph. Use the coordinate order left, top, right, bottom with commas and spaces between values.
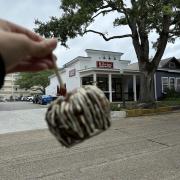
6, 20, 43, 41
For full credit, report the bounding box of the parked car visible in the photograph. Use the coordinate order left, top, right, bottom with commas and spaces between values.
26, 96, 34, 101
0, 97, 7, 102
33, 95, 41, 104
38, 95, 53, 105
21, 96, 28, 101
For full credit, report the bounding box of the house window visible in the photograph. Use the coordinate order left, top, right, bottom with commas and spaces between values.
176, 78, 180, 92
169, 62, 176, 69
162, 77, 168, 93
169, 77, 175, 90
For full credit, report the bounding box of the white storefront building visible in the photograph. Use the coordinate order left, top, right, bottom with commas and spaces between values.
46, 49, 140, 102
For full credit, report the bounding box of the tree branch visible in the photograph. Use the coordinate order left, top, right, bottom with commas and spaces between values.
95, 4, 111, 12
91, 9, 115, 20
152, 14, 171, 68
84, 29, 132, 41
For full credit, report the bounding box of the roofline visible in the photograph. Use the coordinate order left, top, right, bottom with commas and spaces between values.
85, 49, 124, 55
63, 56, 90, 67
79, 67, 140, 74
120, 60, 131, 63
157, 68, 180, 73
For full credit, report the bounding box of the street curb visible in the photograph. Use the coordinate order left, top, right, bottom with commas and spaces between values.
111, 111, 126, 118
125, 106, 180, 117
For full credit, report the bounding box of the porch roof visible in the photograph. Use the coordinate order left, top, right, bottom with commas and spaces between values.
79, 67, 140, 74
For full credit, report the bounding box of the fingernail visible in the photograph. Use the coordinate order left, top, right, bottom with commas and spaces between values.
47, 39, 57, 50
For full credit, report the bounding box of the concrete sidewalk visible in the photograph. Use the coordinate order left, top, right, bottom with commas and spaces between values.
0, 108, 122, 134
0, 111, 180, 179
0, 108, 47, 134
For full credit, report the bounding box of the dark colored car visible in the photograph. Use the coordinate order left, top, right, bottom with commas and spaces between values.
33, 95, 41, 104
38, 95, 53, 105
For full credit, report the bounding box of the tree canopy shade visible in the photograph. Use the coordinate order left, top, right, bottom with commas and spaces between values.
15, 70, 53, 94
35, 0, 180, 102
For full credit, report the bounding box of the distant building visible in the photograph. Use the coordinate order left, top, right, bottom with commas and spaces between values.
0, 73, 30, 99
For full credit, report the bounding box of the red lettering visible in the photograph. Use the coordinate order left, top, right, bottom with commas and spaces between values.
96, 61, 113, 69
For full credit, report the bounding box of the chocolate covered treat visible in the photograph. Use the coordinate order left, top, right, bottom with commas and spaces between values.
45, 85, 111, 147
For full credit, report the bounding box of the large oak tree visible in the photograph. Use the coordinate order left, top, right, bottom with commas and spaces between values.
35, 0, 180, 102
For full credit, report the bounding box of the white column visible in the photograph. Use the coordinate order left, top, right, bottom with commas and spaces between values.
11, 74, 14, 100
93, 73, 97, 86
154, 73, 157, 100
133, 75, 137, 101
80, 77, 82, 87
108, 74, 112, 102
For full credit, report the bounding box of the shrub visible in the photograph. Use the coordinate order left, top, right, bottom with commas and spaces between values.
110, 103, 121, 111
164, 88, 180, 99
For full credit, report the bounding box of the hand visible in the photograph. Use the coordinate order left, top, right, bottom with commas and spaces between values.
0, 19, 57, 73
8, 55, 55, 73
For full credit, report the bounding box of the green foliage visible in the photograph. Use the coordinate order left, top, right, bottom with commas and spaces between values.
110, 103, 121, 111
15, 70, 53, 92
164, 88, 180, 99
35, 0, 104, 47
157, 99, 180, 107
35, 0, 180, 47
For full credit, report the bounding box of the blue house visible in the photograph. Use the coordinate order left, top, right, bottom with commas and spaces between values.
155, 57, 180, 99
127, 57, 180, 100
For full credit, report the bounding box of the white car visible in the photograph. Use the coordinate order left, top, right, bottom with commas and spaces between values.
0, 97, 7, 102
26, 96, 34, 101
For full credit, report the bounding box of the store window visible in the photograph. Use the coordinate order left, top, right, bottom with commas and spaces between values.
112, 77, 122, 101
82, 76, 93, 85
169, 77, 175, 90
162, 77, 168, 93
176, 78, 180, 92
97, 77, 108, 91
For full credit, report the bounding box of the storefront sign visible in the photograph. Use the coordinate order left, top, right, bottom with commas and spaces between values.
69, 69, 76, 77
96, 61, 113, 69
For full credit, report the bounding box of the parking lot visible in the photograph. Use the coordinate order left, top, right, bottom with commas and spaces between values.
0, 102, 180, 180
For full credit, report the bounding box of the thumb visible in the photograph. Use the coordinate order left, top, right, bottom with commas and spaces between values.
29, 39, 57, 58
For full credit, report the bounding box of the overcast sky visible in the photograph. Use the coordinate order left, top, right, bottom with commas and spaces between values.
0, 0, 180, 67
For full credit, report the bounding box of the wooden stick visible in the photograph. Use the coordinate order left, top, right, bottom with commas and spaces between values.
52, 56, 65, 89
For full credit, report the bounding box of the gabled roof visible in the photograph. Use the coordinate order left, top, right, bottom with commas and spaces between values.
127, 57, 180, 71
158, 57, 180, 68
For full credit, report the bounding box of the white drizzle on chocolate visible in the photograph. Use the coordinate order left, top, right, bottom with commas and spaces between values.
45, 85, 111, 147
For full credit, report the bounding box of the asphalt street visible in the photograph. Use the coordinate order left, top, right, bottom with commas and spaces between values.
0, 101, 46, 111
0, 102, 180, 179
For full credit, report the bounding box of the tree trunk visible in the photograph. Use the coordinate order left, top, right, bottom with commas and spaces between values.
139, 70, 155, 103
41, 88, 45, 95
